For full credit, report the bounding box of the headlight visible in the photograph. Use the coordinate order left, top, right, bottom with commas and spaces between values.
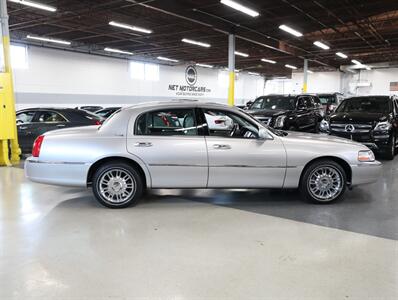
320, 119, 329, 131
358, 150, 375, 162
374, 121, 391, 131
274, 115, 286, 128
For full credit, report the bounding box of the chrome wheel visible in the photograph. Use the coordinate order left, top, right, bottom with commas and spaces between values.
307, 166, 343, 202
98, 168, 136, 204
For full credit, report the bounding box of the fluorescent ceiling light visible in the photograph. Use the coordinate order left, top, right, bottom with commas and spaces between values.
248, 72, 260, 76
182, 38, 210, 48
313, 41, 330, 50
9, 0, 56, 12
285, 64, 297, 70
104, 47, 133, 55
279, 25, 303, 37
27, 35, 70, 45
307, 70, 314, 74
336, 52, 348, 59
157, 56, 179, 63
109, 21, 152, 34
235, 51, 249, 57
261, 58, 276, 64
220, 0, 259, 17
196, 63, 213, 68
351, 59, 362, 65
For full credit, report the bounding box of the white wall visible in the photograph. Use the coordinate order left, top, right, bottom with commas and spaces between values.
264, 68, 398, 97
342, 68, 398, 96
264, 71, 342, 95
12, 46, 265, 110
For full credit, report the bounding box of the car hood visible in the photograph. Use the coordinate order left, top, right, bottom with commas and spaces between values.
44, 125, 100, 136
246, 109, 289, 117
329, 112, 388, 123
281, 131, 364, 147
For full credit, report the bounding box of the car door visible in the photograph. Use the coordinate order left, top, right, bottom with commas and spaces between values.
393, 99, 398, 144
295, 96, 312, 131
201, 108, 286, 188
16, 110, 37, 151
127, 107, 208, 188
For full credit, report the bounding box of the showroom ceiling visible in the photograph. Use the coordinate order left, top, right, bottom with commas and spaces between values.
7, 0, 398, 77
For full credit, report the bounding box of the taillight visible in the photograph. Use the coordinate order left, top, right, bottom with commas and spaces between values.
32, 135, 44, 157
94, 120, 102, 125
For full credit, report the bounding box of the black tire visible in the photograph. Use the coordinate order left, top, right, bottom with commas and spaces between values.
382, 135, 395, 160
299, 159, 347, 204
92, 161, 143, 208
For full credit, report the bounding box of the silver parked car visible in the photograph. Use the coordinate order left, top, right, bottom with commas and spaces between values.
25, 101, 381, 208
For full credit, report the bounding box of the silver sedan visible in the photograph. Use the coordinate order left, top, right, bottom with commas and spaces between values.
25, 101, 382, 208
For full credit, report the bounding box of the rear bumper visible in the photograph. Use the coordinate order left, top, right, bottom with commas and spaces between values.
25, 157, 91, 187
350, 161, 382, 186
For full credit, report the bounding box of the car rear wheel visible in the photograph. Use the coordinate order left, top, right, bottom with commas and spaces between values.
383, 135, 395, 160
92, 162, 143, 208
300, 160, 346, 204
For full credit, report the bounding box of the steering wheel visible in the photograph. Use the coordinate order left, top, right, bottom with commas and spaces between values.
229, 123, 239, 137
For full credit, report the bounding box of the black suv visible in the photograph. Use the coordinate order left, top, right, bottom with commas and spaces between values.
246, 94, 324, 132
325, 96, 398, 159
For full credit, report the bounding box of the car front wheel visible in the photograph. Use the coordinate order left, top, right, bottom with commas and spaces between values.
92, 162, 143, 208
300, 160, 346, 204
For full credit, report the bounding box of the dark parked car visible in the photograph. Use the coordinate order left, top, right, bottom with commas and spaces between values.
75, 106, 104, 112
323, 96, 398, 159
246, 94, 324, 132
317, 93, 344, 114
16, 108, 104, 153
95, 107, 121, 119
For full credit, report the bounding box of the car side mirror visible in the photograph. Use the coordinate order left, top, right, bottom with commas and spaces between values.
16, 119, 23, 124
258, 128, 272, 140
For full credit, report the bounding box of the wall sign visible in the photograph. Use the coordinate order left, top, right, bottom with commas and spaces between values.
168, 65, 211, 97
185, 65, 197, 86
390, 82, 398, 92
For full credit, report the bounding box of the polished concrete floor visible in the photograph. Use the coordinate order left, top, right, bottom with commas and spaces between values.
1, 160, 397, 299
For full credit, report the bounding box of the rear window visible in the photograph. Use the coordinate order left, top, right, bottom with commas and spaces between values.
318, 95, 336, 105
73, 110, 104, 122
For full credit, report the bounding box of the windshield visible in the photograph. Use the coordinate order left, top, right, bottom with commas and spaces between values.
250, 96, 295, 110
336, 97, 390, 114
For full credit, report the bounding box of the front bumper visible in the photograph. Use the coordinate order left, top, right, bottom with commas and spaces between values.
350, 161, 382, 186
25, 157, 91, 187
329, 131, 391, 152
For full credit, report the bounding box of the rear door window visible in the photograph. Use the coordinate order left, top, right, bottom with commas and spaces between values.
35, 111, 67, 123
136, 109, 198, 136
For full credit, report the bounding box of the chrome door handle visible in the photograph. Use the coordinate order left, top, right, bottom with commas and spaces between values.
56, 124, 66, 127
134, 142, 153, 147
213, 144, 231, 150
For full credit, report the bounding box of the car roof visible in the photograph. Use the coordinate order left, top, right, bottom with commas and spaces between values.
120, 100, 228, 112
344, 96, 391, 100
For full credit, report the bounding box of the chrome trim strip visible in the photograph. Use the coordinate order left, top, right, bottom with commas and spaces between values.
148, 163, 296, 169
212, 165, 297, 168
27, 160, 88, 165
149, 163, 207, 167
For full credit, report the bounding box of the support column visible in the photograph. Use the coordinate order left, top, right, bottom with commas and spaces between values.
302, 59, 308, 93
228, 34, 235, 106
0, 0, 20, 166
